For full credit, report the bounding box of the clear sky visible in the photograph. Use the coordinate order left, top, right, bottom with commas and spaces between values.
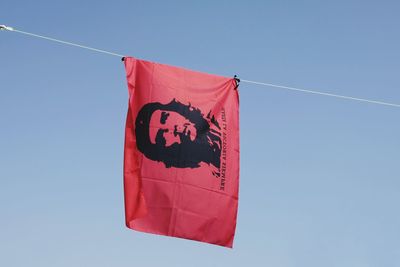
1, 1, 400, 266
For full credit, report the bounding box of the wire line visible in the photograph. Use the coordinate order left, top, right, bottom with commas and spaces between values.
241, 79, 400, 108
6, 27, 124, 58
2, 25, 400, 108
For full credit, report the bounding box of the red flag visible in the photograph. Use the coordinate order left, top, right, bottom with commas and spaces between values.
123, 57, 239, 247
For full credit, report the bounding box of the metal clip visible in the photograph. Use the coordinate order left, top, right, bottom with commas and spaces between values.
233, 75, 240, 90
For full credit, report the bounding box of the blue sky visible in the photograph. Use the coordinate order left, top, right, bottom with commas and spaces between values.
1, 1, 400, 266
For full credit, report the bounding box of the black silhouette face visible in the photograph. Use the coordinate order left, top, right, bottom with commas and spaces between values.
149, 110, 197, 147
135, 100, 221, 169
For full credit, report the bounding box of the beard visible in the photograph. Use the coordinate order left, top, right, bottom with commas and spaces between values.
156, 129, 221, 169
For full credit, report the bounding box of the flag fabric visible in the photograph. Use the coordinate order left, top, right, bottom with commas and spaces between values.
123, 57, 240, 247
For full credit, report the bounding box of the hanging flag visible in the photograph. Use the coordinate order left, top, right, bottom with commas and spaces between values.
123, 57, 240, 248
